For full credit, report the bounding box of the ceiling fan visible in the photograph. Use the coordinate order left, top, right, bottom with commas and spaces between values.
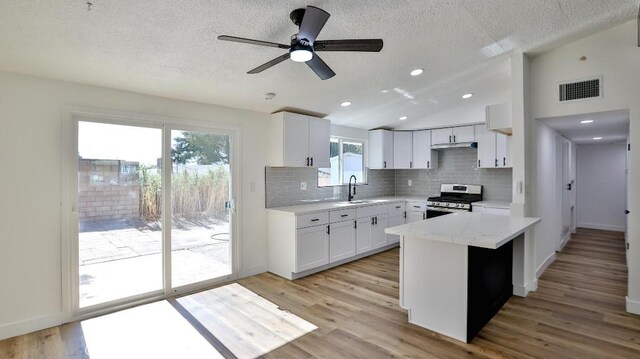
218, 5, 383, 80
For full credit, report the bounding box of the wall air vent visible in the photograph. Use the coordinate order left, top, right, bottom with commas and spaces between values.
559, 77, 601, 102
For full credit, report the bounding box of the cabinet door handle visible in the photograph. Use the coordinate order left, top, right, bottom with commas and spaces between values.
327, 225, 330, 235
423, 212, 426, 220
395, 206, 401, 209
503, 157, 506, 166
495, 159, 498, 167
413, 205, 421, 209
354, 220, 357, 229
310, 157, 313, 166
478, 159, 481, 167
453, 135, 456, 143
449, 135, 452, 143
410, 161, 412, 168
306, 157, 310, 166
404, 211, 407, 218
311, 218, 320, 222
427, 160, 430, 168
374, 216, 378, 225
371, 217, 375, 225
341, 214, 349, 217
383, 161, 386, 169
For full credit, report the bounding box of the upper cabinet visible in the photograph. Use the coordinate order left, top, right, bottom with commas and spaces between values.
486, 103, 512, 135
475, 124, 512, 168
270, 112, 330, 167
393, 131, 413, 169
369, 129, 394, 169
431, 126, 475, 144
412, 130, 438, 169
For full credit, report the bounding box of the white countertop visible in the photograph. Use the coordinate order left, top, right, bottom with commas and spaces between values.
385, 212, 540, 249
267, 196, 426, 214
473, 201, 511, 209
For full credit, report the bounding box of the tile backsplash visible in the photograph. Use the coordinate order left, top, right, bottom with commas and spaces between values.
394, 147, 512, 201
265, 167, 395, 208
265, 147, 512, 208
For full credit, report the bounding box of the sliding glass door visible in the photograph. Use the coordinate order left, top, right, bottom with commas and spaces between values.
170, 129, 232, 288
77, 121, 164, 308
75, 119, 235, 312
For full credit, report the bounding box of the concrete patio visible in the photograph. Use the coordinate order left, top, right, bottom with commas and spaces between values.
79, 218, 230, 307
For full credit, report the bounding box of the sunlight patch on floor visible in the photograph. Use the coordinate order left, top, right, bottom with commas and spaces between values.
81, 301, 224, 359
177, 283, 318, 358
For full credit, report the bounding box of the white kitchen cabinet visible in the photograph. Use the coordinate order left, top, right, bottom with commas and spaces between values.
496, 132, 512, 168
406, 211, 425, 223
453, 126, 475, 143
387, 213, 405, 244
486, 103, 512, 135
412, 130, 439, 169
296, 224, 330, 272
393, 131, 413, 169
270, 112, 330, 167
369, 129, 394, 169
329, 220, 356, 263
475, 124, 512, 168
356, 217, 373, 254
431, 126, 475, 145
372, 213, 388, 249
431, 128, 453, 145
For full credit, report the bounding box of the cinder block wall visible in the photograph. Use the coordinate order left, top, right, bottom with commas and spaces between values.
78, 159, 140, 220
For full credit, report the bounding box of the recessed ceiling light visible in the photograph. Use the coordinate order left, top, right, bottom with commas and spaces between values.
593, 137, 603, 140
410, 68, 424, 76
340, 101, 352, 107
399, 116, 408, 121
580, 120, 594, 124
462, 93, 473, 99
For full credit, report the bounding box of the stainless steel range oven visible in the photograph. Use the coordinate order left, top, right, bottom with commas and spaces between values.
426, 184, 483, 219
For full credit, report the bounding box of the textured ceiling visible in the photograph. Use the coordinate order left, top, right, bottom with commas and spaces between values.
0, 1, 637, 129
541, 110, 630, 144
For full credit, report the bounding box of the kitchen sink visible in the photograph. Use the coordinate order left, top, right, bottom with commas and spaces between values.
337, 199, 387, 205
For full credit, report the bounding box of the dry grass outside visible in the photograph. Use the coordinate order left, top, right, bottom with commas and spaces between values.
139, 166, 229, 221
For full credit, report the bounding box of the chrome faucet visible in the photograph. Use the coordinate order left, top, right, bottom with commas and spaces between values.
348, 175, 357, 201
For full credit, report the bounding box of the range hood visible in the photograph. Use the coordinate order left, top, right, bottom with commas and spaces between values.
431, 142, 478, 150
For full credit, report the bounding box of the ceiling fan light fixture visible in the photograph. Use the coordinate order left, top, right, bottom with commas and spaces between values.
290, 43, 314, 62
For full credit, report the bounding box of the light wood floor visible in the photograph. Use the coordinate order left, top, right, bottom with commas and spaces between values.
2, 228, 639, 358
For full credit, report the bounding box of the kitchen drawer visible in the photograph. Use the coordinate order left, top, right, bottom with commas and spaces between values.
330, 208, 356, 223
388, 202, 406, 216
406, 201, 427, 212
296, 212, 329, 228
356, 204, 388, 218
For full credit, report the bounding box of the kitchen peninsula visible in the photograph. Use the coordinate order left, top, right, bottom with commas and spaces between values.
385, 212, 540, 342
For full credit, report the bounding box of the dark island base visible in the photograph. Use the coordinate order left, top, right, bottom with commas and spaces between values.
467, 240, 513, 342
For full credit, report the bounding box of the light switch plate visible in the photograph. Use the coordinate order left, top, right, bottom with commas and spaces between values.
300, 182, 307, 190
408, 180, 412, 186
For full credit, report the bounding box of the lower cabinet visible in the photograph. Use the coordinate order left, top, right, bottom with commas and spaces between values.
387, 214, 405, 244
296, 224, 329, 272
372, 213, 388, 249
329, 220, 356, 262
356, 218, 373, 254
406, 211, 425, 223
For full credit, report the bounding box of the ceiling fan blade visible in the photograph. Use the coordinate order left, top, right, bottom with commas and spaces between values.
306, 54, 335, 80
314, 39, 383, 52
218, 35, 290, 49
247, 53, 290, 74
298, 6, 330, 43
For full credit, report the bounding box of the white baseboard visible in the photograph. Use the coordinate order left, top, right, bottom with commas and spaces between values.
513, 279, 538, 297
537, 252, 556, 278
577, 222, 626, 232
0, 313, 64, 341
239, 264, 268, 279
626, 297, 640, 315
559, 231, 570, 251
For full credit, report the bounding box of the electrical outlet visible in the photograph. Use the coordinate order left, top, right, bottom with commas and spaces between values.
408, 180, 412, 186
300, 182, 307, 190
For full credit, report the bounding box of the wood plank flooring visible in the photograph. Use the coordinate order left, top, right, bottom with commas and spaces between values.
1, 228, 638, 358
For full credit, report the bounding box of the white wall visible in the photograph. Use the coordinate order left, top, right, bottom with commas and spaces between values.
529, 20, 640, 313
531, 121, 563, 275
576, 142, 627, 231
330, 124, 368, 141
0, 71, 271, 339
